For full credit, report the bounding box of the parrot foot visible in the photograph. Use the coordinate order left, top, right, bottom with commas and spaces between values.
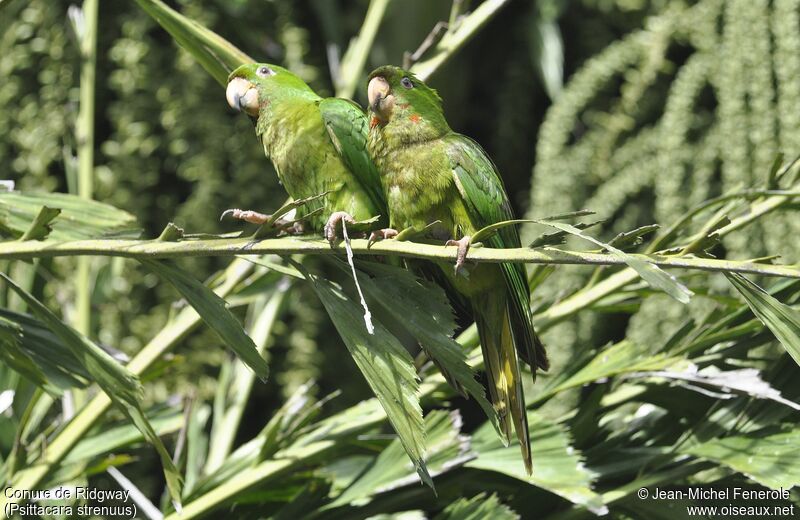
445, 235, 471, 275
222, 208, 305, 236
368, 228, 399, 247
276, 220, 306, 235
220, 208, 270, 225
324, 211, 356, 244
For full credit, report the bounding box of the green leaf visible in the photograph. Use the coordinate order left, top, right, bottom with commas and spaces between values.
133, 0, 253, 86
544, 340, 684, 398
183, 401, 211, 498
193, 395, 384, 501
0, 191, 140, 240
0, 275, 141, 401
141, 259, 269, 381
626, 366, 800, 410
726, 273, 800, 367
0, 309, 90, 393
63, 409, 184, 465
158, 222, 185, 241
18, 206, 61, 241
529, 219, 604, 248
351, 261, 498, 430
685, 426, 800, 489
301, 398, 386, 444
468, 412, 607, 514
0, 318, 52, 390
257, 382, 319, 461
0, 273, 183, 507
766, 153, 784, 189
327, 410, 472, 509
607, 224, 660, 250
540, 209, 596, 221
433, 493, 520, 520
296, 263, 431, 488
539, 220, 693, 303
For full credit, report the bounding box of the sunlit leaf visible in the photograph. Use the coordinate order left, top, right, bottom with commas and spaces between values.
327, 410, 472, 508
538, 220, 693, 303
726, 273, 800, 367
472, 216, 691, 303
63, 409, 184, 465
685, 425, 800, 489
529, 219, 604, 248
184, 402, 211, 498
142, 259, 269, 381
194, 396, 384, 500
0, 273, 183, 507
545, 340, 684, 397
607, 224, 660, 250
468, 412, 607, 514
434, 493, 520, 520
344, 260, 498, 430
367, 512, 426, 520
626, 365, 800, 410
0, 191, 140, 240
257, 382, 318, 461
19, 206, 61, 241
297, 263, 431, 488
158, 222, 185, 241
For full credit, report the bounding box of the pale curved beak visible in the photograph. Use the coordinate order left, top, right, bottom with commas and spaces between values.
226, 77, 259, 116
368, 76, 391, 118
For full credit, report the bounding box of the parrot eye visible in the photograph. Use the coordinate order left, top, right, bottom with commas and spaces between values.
400, 77, 413, 89
256, 66, 275, 78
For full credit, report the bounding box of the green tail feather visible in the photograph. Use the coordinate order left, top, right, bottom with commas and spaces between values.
501, 262, 550, 374
474, 299, 533, 475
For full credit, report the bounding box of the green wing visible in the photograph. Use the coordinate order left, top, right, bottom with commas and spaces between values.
318, 97, 386, 214
445, 133, 549, 373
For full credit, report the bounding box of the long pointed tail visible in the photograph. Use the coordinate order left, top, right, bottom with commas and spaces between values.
474, 302, 532, 475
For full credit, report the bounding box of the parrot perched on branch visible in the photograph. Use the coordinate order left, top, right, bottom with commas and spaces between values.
224, 63, 385, 238
365, 65, 549, 474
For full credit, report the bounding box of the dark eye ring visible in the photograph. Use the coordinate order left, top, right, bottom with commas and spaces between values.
257, 66, 274, 77
401, 77, 413, 89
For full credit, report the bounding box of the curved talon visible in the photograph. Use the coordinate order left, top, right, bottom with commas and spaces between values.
368, 228, 399, 247
220, 208, 270, 224
324, 211, 356, 244
445, 235, 471, 275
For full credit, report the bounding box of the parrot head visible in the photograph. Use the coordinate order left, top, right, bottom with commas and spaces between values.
226, 63, 316, 118
366, 65, 449, 141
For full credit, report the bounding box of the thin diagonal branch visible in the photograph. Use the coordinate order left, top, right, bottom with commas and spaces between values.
410, 0, 512, 81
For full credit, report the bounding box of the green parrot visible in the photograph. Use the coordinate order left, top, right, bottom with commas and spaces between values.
365, 65, 549, 474
224, 63, 385, 239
